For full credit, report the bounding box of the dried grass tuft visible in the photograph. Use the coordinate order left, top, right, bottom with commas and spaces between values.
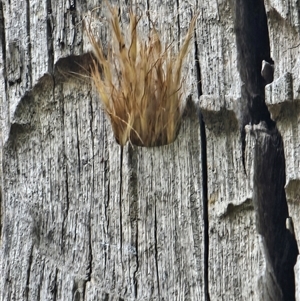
86, 5, 197, 146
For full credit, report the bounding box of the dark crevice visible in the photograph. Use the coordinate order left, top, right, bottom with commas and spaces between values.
145, 0, 150, 32
24, 245, 33, 301
46, 0, 54, 73
70, 0, 76, 11
104, 116, 109, 280
75, 111, 81, 174
103, 293, 109, 301
175, 0, 180, 50
87, 97, 94, 285
25, 0, 32, 89
88, 97, 95, 179
234, 0, 275, 174
233, 0, 299, 300
61, 90, 69, 255
119, 147, 123, 259
0, 0, 7, 90
127, 146, 139, 299
154, 199, 160, 299
194, 31, 210, 301
87, 210, 93, 282
1, 0, 9, 135
50, 268, 58, 301
64, 165, 69, 219
133, 220, 139, 299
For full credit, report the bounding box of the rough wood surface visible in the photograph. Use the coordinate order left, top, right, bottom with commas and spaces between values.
1, 0, 300, 300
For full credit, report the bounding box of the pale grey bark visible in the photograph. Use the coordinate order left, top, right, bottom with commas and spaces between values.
1, 0, 300, 300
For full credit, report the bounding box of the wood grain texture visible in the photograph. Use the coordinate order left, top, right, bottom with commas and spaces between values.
0, 1, 204, 300
1, 0, 300, 300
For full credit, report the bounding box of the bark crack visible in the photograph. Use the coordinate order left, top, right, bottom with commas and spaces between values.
154, 199, 161, 299
194, 31, 210, 301
104, 118, 109, 280
233, 1, 299, 299
133, 220, 139, 299
49, 268, 58, 301
24, 245, 33, 301
127, 146, 139, 299
119, 147, 123, 260
0, 0, 7, 90
62, 89, 69, 254
0, 1, 5, 243
175, 0, 180, 50
75, 111, 81, 174
25, 0, 32, 89
46, 0, 54, 73
87, 96, 94, 284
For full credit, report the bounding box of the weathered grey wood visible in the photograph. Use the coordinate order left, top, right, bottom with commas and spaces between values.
264, 2, 300, 299
2, 0, 300, 300
199, 95, 260, 300
1, 0, 204, 300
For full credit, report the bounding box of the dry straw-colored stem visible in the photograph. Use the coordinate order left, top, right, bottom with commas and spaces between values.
86, 5, 197, 146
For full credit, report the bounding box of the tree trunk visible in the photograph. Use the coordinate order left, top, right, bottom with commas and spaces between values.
1, 0, 300, 300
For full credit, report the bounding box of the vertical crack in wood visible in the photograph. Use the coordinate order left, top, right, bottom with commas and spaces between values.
127, 146, 139, 299
24, 245, 33, 301
233, 0, 299, 299
86, 97, 94, 284
46, 0, 54, 73
87, 209, 93, 282
25, 0, 32, 89
82, 96, 94, 299
75, 111, 81, 174
194, 30, 210, 301
133, 218, 139, 299
62, 90, 69, 255
103, 292, 109, 301
154, 198, 161, 299
62, 194, 69, 247
175, 0, 180, 50
104, 117, 109, 280
50, 267, 58, 301
0, 0, 7, 93
119, 147, 123, 260
0, 1, 5, 245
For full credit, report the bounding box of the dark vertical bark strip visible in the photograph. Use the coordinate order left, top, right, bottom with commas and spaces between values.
0, 0, 6, 89
119, 147, 123, 259
194, 32, 210, 301
87, 209, 93, 281
87, 97, 94, 284
0, 0, 5, 243
233, 0, 299, 299
175, 0, 180, 50
25, 0, 32, 88
127, 146, 139, 299
133, 220, 139, 299
62, 88, 69, 255
46, 0, 54, 73
75, 112, 81, 174
50, 268, 58, 301
24, 245, 33, 300
154, 198, 161, 299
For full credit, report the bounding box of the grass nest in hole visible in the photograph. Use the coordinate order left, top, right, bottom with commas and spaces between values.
86, 5, 196, 147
